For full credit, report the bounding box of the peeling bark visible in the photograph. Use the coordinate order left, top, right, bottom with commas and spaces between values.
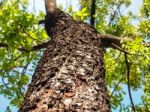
20, 10, 111, 112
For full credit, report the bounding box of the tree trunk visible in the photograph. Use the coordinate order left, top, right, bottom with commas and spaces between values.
20, 10, 110, 112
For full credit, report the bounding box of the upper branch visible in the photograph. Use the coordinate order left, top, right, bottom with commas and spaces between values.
90, 0, 96, 27
44, 0, 56, 14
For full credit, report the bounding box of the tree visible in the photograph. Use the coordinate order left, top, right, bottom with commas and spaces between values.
0, 0, 149, 111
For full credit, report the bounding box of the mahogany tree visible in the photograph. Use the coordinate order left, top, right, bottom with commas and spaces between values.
20, 0, 111, 111
0, 0, 149, 112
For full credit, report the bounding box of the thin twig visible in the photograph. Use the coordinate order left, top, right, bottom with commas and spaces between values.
19, 63, 29, 96
21, 63, 29, 76
111, 43, 130, 54
124, 53, 136, 112
17, 22, 43, 42
33, 0, 36, 13
18, 41, 49, 52
108, 3, 122, 26
2, 77, 9, 89
0, 41, 49, 52
21, 28, 43, 42
109, 49, 125, 100
109, 74, 126, 100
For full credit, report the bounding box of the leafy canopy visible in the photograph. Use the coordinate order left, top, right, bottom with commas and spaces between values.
0, 0, 149, 111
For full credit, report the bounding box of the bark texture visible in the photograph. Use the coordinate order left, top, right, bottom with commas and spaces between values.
20, 10, 110, 112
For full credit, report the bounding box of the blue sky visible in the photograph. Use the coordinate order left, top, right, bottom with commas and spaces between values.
0, 0, 143, 112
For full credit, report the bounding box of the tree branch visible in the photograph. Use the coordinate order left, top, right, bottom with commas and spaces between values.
0, 41, 49, 52
108, 3, 122, 26
111, 43, 130, 54
21, 27, 42, 42
18, 63, 29, 96
109, 74, 126, 100
97, 34, 132, 53
0, 43, 8, 48
1, 34, 148, 54
90, 0, 96, 27
109, 50, 126, 100
144, 42, 150, 47
1, 77, 9, 90
124, 53, 136, 112
45, 0, 56, 14
18, 41, 49, 52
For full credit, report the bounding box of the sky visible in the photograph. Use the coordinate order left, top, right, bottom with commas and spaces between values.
28, 0, 79, 13
0, 0, 143, 112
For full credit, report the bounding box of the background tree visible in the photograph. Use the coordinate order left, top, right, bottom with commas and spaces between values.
0, 0, 149, 111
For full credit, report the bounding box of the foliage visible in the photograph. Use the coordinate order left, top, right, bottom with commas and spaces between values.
0, 0, 149, 111
0, 0, 47, 108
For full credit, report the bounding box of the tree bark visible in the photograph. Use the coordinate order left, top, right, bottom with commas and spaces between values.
20, 10, 110, 112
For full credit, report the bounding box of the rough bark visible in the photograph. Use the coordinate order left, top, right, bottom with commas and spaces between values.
20, 10, 110, 112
